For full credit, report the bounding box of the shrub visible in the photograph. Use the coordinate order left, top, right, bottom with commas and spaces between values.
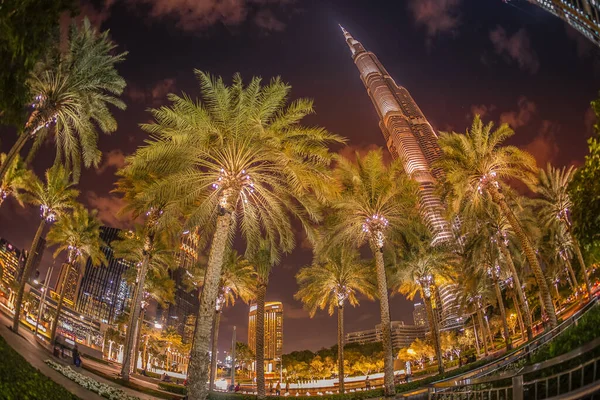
0, 335, 80, 400
158, 382, 186, 395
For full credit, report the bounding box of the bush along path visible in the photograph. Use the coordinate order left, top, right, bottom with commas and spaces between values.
45, 359, 141, 400
0, 335, 80, 400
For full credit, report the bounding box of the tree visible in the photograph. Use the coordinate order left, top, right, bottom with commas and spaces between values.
125, 72, 342, 400
0, 17, 127, 183
535, 164, 592, 299
112, 225, 177, 379
0, 0, 77, 125
327, 149, 419, 395
0, 154, 33, 208
46, 205, 105, 343
12, 165, 77, 333
437, 116, 557, 328
458, 272, 495, 356
295, 248, 376, 393
209, 250, 255, 391
390, 232, 458, 374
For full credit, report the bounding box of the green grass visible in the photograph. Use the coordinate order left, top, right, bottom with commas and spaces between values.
0, 335, 80, 400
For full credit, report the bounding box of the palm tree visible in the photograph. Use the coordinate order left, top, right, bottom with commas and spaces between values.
0, 18, 127, 183
46, 205, 105, 344
124, 72, 342, 400
0, 154, 32, 208
112, 226, 177, 377
209, 250, 255, 392
535, 164, 592, 299
327, 149, 419, 395
390, 234, 458, 374
458, 272, 496, 356
12, 165, 77, 333
437, 116, 557, 328
295, 248, 376, 393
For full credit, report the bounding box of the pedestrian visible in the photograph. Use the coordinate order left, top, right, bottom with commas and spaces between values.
365, 375, 370, 390
285, 381, 290, 394
72, 345, 81, 367
235, 383, 241, 392
276, 381, 281, 396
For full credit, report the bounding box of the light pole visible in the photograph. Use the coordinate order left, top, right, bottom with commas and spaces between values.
231, 326, 236, 388
35, 262, 54, 338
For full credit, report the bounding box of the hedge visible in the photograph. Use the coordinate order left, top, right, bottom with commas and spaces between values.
0, 335, 80, 400
159, 382, 187, 395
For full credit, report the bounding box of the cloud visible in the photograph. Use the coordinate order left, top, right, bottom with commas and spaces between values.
469, 104, 496, 119
500, 97, 537, 129
254, 9, 285, 31
96, 149, 127, 175
284, 302, 311, 320
85, 191, 132, 229
126, 78, 177, 105
489, 27, 539, 74
523, 121, 560, 167
79, 0, 117, 28
407, 0, 462, 38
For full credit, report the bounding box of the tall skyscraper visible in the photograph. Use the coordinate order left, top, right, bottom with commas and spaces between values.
527, 0, 600, 46
0, 238, 26, 287
413, 303, 427, 327
248, 302, 283, 371
165, 229, 200, 341
55, 262, 78, 306
341, 27, 460, 328
76, 227, 134, 324
346, 321, 427, 349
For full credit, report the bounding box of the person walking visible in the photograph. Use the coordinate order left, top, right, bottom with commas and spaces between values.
276, 381, 281, 396
365, 376, 371, 390
72, 345, 81, 367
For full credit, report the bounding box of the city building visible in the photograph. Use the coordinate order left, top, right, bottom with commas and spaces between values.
248, 301, 283, 371
413, 303, 427, 327
165, 229, 201, 341
76, 227, 134, 324
55, 262, 78, 306
527, 0, 600, 46
346, 321, 427, 349
0, 238, 26, 288
341, 26, 460, 328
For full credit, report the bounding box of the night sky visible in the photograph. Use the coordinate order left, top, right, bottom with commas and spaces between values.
0, 0, 598, 353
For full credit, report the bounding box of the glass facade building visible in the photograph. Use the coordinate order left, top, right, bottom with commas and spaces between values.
528, 0, 600, 46
76, 227, 134, 324
248, 302, 283, 367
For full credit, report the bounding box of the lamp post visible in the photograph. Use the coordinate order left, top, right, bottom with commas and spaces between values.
35, 262, 54, 338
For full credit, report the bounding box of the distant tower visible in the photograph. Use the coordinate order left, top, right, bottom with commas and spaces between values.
527, 0, 600, 46
341, 26, 460, 328
413, 303, 428, 327
340, 26, 452, 244
248, 302, 283, 373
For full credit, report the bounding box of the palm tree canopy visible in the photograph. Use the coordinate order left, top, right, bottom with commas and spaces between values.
26, 17, 127, 181
124, 72, 344, 263
0, 153, 33, 205
295, 247, 377, 317
327, 149, 419, 252
46, 205, 106, 266
112, 226, 177, 274
218, 250, 256, 308
21, 165, 79, 222
534, 164, 575, 229
436, 115, 538, 214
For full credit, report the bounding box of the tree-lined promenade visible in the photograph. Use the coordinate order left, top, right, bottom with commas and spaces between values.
1, 16, 600, 400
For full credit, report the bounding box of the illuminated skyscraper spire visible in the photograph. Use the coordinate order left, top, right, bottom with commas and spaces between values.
340, 26, 452, 244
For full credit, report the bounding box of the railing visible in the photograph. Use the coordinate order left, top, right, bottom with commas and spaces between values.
427, 302, 600, 400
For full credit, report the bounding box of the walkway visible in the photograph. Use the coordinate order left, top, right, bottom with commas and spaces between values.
0, 312, 161, 400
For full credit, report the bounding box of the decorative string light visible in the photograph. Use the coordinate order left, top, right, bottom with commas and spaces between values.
67, 245, 82, 263
418, 274, 434, 298
335, 285, 351, 307
477, 170, 499, 194
212, 168, 255, 208
40, 204, 57, 222
362, 214, 389, 249
215, 287, 231, 311
487, 264, 501, 279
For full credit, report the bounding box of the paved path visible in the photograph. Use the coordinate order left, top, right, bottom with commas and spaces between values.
0, 312, 161, 400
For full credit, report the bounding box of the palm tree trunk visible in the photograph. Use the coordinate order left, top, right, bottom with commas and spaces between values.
256, 283, 267, 399
489, 187, 557, 328
371, 246, 395, 395
0, 133, 29, 184
12, 219, 46, 333
73, 263, 86, 305
50, 263, 73, 344
423, 290, 444, 375
499, 245, 533, 341
337, 305, 345, 394
485, 313, 494, 350
511, 291, 525, 341
188, 210, 235, 400
553, 283, 561, 310
493, 279, 512, 351
476, 308, 488, 356
564, 258, 581, 303
142, 336, 149, 371
132, 308, 146, 373
120, 250, 150, 381
472, 320, 481, 356
209, 311, 222, 392
566, 225, 592, 299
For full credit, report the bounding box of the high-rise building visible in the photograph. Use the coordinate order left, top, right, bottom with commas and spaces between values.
165, 229, 200, 341
341, 26, 460, 328
55, 263, 79, 306
76, 227, 134, 324
413, 303, 427, 327
527, 0, 600, 46
0, 238, 26, 287
346, 321, 427, 349
248, 302, 283, 369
